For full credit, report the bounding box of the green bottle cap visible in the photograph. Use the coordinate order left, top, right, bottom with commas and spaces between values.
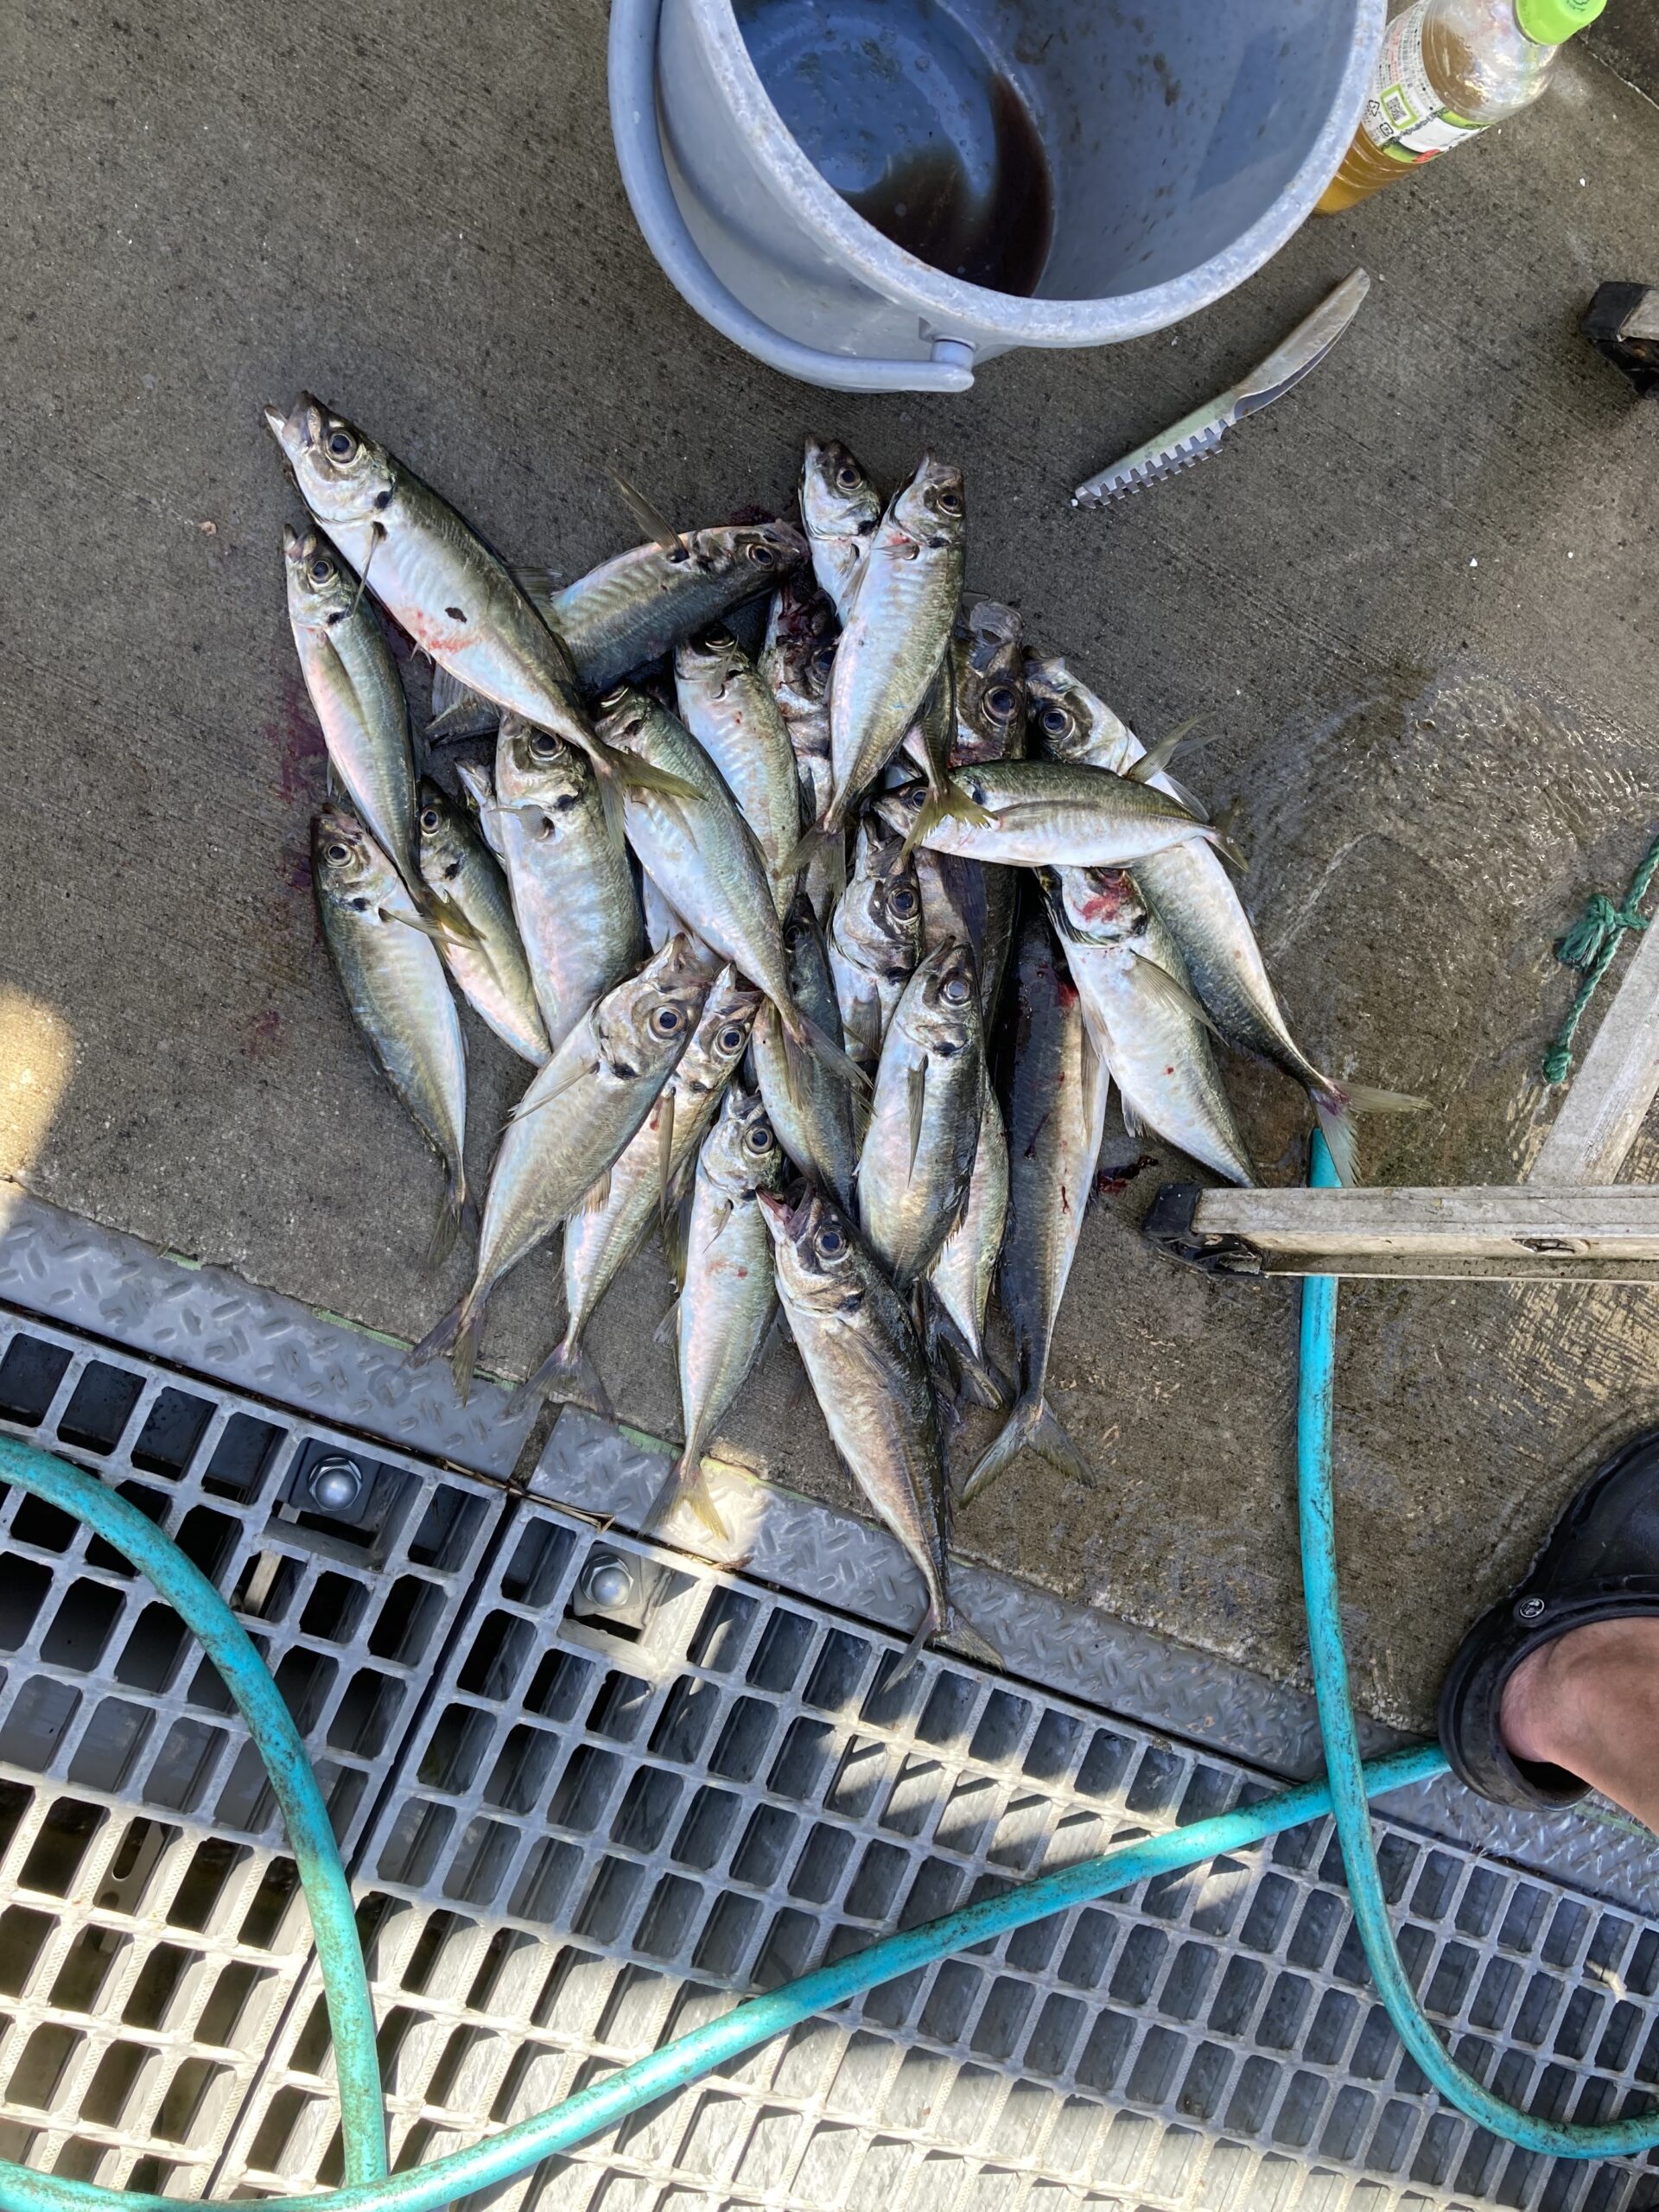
1516, 0, 1605, 44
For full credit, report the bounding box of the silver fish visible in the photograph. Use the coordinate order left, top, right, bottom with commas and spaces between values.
879, 760, 1236, 871
412, 937, 709, 1396
962, 902, 1106, 1504
858, 940, 983, 1295
813, 454, 966, 841
597, 685, 855, 1081
753, 893, 860, 1211
429, 521, 809, 734
829, 821, 924, 1085
516, 969, 761, 1415
760, 574, 842, 918
1044, 868, 1256, 1186
1027, 656, 1421, 1182
284, 526, 419, 891
264, 395, 693, 824
314, 807, 469, 1268
928, 1083, 1009, 1408
654, 1084, 788, 1537
950, 601, 1026, 767
416, 781, 550, 1065
495, 717, 642, 1051
760, 1184, 950, 1667
800, 437, 881, 620
674, 626, 800, 913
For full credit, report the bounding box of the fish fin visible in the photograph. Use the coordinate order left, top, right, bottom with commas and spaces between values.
705, 1198, 734, 1248
575, 1166, 613, 1216
662, 1190, 692, 1291
1126, 715, 1215, 784
655, 1093, 676, 1210
652, 1296, 680, 1349
884, 1596, 944, 1690
781, 817, 836, 880
1162, 772, 1210, 823
507, 563, 561, 607
1205, 827, 1249, 873
508, 1331, 614, 1421
961, 1390, 1095, 1503
647, 1444, 731, 1540
924, 1296, 1010, 1413
786, 1003, 872, 1096
424, 1168, 470, 1275
598, 736, 702, 806
509, 1059, 601, 1122
1127, 948, 1226, 1039
1311, 1083, 1427, 1188
380, 900, 484, 952
427, 668, 499, 742
410, 1292, 486, 1403
608, 470, 688, 558
906, 1062, 927, 1179
902, 779, 993, 859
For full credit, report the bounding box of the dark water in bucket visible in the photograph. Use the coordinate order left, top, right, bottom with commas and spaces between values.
734, 0, 1054, 296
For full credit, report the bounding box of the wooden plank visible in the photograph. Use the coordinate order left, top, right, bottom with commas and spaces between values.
1529, 918, 1659, 1186
1183, 1185, 1659, 1280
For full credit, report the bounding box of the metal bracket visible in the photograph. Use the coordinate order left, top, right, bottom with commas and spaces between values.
1141, 1181, 1263, 1277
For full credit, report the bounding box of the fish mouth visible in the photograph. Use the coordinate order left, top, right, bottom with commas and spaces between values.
264, 394, 323, 466
755, 1182, 815, 1240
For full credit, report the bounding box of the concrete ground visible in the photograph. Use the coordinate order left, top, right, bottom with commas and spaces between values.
6, 0, 1659, 1738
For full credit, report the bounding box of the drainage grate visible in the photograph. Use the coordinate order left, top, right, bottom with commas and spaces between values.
0, 1304, 1656, 2212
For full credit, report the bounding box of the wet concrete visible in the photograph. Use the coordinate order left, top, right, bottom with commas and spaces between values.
5, 0, 1659, 1735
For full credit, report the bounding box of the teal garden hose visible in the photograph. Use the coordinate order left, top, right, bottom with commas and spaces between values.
0, 1154, 1655, 2212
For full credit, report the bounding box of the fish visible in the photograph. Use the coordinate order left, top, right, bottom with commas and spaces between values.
1043, 867, 1256, 1186
752, 893, 860, 1211
454, 759, 505, 859
828, 820, 924, 1086
877, 759, 1238, 871
513, 969, 761, 1415
799, 437, 881, 620
798, 454, 967, 852
760, 1184, 951, 1670
283, 525, 421, 893
1027, 656, 1422, 1182
411, 937, 709, 1398
415, 782, 550, 1065
674, 626, 800, 913
759, 573, 842, 918
962, 899, 1107, 1504
857, 940, 984, 1296
427, 519, 809, 734
263, 396, 695, 830
652, 1084, 789, 1536
596, 684, 860, 1086
494, 717, 643, 1051
950, 600, 1027, 767
928, 1083, 1010, 1409
313, 807, 470, 1268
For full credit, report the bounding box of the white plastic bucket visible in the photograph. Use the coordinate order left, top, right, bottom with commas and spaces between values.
610, 0, 1384, 393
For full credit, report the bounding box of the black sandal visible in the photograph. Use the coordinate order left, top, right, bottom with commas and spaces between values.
1437, 1428, 1659, 1809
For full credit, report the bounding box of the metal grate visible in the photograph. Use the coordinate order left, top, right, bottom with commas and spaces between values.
0, 1305, 1657, 2212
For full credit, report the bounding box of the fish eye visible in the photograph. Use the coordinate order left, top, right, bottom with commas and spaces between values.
1039, 702, 1072, 737
889, 886, 918, 918
746, 542, 776, 566
815, 1225, 847, 1261
746, 1123, 774, 1154
810, 644, 836, 679
705, 626, 735, 648
942, 975, 971, 1005
325, 841, 349, 863
717, 1023, 746, 1053
597, 685, 629, 709
326, 427, 357, 461
984, 683, 1018, 721
835, 462, 861, 492
936, 488, 963, 516
419, 806, 441, 833
308, 555, 334, 587
652, 1005, 683, 1035
528, 731, 561, 760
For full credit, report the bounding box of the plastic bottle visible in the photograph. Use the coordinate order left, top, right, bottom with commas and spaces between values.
1317, 0, 1605, 214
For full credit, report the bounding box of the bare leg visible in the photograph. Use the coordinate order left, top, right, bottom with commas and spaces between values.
1501, 1618, 1659, 1830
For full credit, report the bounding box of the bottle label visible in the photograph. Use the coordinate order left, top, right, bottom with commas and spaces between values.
1359, 1, 1485, 163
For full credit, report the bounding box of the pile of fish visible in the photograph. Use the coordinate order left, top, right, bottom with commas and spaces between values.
268, 396, 1420, 1668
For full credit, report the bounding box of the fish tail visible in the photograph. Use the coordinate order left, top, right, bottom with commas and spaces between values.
647, 1443, 731, 1541
962, 1389, 1094, 1503
410, 1285, 487, 1402
1204, 825, 1250, 873
426, 670, 499, 742
781, 812, 839, 880
425, 1167, 470, 1274
1311, 1081, 1427, 1188
508, 1329, 614, 1421
885, 1594, 944, 1689
903, 779, 992, 860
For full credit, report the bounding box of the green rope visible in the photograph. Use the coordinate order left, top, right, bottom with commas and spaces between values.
1543, 835, 1659, 1084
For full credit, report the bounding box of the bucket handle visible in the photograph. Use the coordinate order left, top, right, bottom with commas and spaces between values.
608, 0, 976, 395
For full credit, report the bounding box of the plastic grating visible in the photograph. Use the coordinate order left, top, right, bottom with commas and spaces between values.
0, 1311, 1657, 2212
